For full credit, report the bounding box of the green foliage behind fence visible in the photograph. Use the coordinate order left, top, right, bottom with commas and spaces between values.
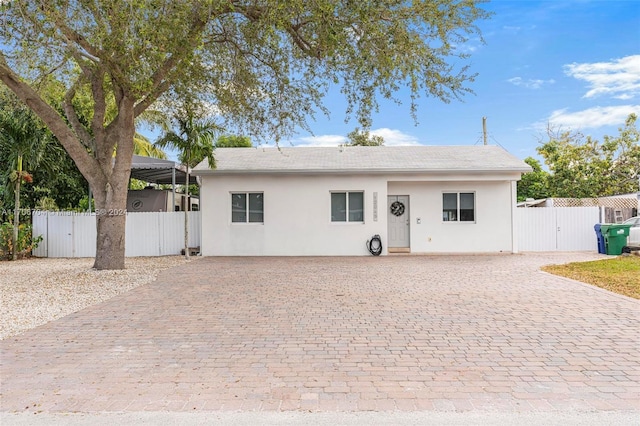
0, 222, 43, 260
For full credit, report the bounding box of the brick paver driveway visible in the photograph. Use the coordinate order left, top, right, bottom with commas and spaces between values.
1, 253, 638, 413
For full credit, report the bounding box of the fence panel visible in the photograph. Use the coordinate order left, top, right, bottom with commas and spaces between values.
555, 207, 600, 251
32, 211, 201, 258
126, 212, 161, 257
159, 212, 185, 255
46, 213, 74, 257
31, 212, 48, 258
73, 214, 97, 257
189, 211, 201, 249
516, 207, 600, 252
516, 208, 556, 252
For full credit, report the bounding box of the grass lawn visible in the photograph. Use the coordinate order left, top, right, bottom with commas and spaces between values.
542, 255, 640, 299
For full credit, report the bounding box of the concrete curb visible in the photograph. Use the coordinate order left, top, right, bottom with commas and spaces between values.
2, 410, 639, 426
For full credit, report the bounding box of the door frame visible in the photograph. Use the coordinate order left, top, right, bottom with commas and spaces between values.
387, 195, 410, 253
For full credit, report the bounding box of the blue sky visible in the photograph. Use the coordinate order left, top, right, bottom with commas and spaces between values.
275, 0, 640, 162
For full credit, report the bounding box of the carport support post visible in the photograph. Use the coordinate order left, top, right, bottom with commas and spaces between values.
171, 167, 176, 212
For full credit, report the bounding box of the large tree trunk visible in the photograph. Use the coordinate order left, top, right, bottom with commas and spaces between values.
94, 213, 127, 270
92, 186, 128, 270
89, 98, 136, 270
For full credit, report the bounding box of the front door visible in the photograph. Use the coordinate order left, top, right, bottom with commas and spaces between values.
388, 195, 410, 249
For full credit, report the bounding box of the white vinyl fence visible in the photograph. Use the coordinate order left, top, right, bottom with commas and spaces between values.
32, 207, 602, 257
516, 207, 600, 252
32, 211, 201, 258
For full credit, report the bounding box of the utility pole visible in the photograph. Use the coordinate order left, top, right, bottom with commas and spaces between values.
482, 116, 487, 145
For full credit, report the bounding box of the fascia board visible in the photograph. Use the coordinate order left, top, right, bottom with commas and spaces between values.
192, 167, 532, 176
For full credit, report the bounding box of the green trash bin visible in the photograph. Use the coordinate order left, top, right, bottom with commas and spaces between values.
600, 224, 632, 255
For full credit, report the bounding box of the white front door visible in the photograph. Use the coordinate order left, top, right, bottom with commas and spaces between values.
388, 195, 410, 248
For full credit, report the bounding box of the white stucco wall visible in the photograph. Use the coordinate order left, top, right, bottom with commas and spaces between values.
200, 172, 519, 256
388, 180, 515, 253
200, 174, 389, 256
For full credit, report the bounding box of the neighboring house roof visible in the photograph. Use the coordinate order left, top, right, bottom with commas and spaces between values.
192, 146, 531, 175
517, 198, 548, 208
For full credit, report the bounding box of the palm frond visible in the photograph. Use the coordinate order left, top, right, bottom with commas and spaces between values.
134, 133, 167, 159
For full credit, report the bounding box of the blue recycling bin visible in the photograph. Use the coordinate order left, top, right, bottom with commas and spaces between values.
594, 224, 606, 254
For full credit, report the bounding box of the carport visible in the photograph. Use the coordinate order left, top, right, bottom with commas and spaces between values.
129, 155, 197, 210
87, 155, 198, 212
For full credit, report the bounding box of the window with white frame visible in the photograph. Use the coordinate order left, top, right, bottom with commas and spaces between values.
331, 191, 364, 222
442, 192, 475, 222
231, 192, 264, 223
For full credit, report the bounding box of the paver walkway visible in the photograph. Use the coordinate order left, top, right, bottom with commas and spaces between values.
1, 253, 638, 414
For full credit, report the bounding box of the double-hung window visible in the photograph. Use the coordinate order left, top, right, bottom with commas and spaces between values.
331, 191, 364, 222
442, 192, 475, 222
231, 192, 264, 223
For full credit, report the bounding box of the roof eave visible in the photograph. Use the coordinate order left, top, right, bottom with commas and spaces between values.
192, 167, 532, 176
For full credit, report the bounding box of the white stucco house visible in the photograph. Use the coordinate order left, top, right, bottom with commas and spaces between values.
192, 145, 531, 256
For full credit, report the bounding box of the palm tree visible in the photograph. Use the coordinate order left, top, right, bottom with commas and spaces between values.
154, 108, 216, 258
134, 133, 167, 159
0, 104, 51, 259
134, 108, 171, 159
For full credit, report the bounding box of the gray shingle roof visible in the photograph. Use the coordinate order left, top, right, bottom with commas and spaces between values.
192, 145, 531, 174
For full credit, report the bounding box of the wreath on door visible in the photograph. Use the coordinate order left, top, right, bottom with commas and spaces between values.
390, 201, 405, 216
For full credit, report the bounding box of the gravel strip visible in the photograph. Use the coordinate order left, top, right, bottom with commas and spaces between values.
0, 256, 190, 340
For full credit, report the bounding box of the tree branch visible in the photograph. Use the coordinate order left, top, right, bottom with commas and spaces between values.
243, 5, 316, 54
39, 1, 103, 61
62, 79, 94, 151
110, 96, 136, 186
134, 13, 211, 117
89, 67, 107, 149
0, 54, 100, 184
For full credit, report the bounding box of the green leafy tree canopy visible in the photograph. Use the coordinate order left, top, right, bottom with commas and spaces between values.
516, 157, 550, 202
215, 135, 252, 148
347, 128, 384, 146
537, 114, 640, 198
1, 89, 90, 210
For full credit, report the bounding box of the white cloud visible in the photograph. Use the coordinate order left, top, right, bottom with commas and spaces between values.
564, 55, 640, 99
508, 77, 555, 89
370, 128, 420, 146
536, 105, 640, 130
452, 39, 480, 54
501, 24, 537, 33
293, 128, 420, 147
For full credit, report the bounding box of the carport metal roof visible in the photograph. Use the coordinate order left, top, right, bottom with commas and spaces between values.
130, 155, 197, 185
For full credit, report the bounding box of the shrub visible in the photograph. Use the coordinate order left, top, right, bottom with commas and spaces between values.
0, 222, 43, 260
